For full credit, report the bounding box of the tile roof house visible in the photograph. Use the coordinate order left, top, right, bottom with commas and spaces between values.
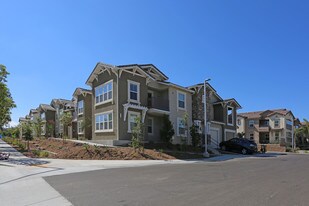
237, 109, 297, 147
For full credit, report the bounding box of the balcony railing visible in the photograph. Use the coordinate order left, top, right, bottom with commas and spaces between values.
147, 97, 169, 111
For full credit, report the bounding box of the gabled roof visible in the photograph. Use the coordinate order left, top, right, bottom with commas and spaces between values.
19, 117, 27, 122
238, 109, 294, 119
222, 98, 242, 109
86, 62, 168, 85
51, 98, 72, 105
73, 87, 92, 97
29, 109, 38, 116
39, 104, 56, 112
187, 83, 223, 101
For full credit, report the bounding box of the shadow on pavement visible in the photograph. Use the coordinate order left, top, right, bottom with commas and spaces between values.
202, 152, 287, 162
4, 158, 50, 166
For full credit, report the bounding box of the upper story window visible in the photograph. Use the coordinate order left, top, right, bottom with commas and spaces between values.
177, 91, 186, 109
41, 112, 45, 120
286, 119, 293, 130
249, 120, 254, 128
227, 106, 234, 125
274, 119, 280, 127
95, 111, 113, 132
78, 100, 84, 115
95, 80, 113, 105
237, 119, 241, 126
78, 121, 83, 134
128, 80, 140, 103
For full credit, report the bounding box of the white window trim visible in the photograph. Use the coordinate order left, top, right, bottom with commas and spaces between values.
127, 111, 141, 133
95, 80, 113, 107
249, 120, 255, 128
148, 117, 154, 135
177, 117, 186, 137
274, 119, 280, 127
77, 100, 84, 115
78, 120, 84, 135
227, 106, 234, 126
177, 91, 186, 110
127, 80, 140, 104
94, 110, 113, 133
224, 129, 236, 141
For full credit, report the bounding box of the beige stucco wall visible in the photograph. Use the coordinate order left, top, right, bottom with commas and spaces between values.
168, 86, 192, 144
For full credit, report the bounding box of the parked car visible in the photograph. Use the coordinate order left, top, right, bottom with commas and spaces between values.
219, 138, 257, 155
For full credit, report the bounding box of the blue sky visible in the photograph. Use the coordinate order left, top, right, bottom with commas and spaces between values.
1, 0, 308, 126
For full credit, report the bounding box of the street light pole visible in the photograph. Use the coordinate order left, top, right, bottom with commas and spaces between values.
203, 78, 211, 157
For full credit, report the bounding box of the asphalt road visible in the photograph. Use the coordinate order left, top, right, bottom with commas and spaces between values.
44, 154, 309, 206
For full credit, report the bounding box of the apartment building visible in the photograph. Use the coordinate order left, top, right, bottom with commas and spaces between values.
188, 83, 242, 148
85, 62, 193, 146
237, 109, 296, 147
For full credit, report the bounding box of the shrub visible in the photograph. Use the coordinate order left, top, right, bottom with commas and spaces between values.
131, 117, 144, 151
190, 125, 201, 148
160, 115, 175, 146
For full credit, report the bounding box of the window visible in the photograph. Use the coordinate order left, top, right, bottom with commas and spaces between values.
194, 120, 202, 134
95, 81, 113, 105
237, 119, 241, 126
59, 109, 63, 116
177, 118, 186, 136
41, 125, 45, 135
275, 132, 279, 141
78, 121, 83, 134
177, 92, 186, 109
249, 133, 254, 140
249, 120, 254, 128
274, 119, 280, 127
286, 119, 293, 130
77, 100, 84, 115
95, 112, 113, 132
41, 112, 45, 120
128, 80, 140, 103
128, 111, 140, 132
227, 106, 234, 125
147, 118, 153, 134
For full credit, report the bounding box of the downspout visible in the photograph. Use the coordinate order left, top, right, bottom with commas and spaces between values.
117, 69, 119, 141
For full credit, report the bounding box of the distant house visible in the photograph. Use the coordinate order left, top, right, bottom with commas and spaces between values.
237, 109, 297, 147
37, 104, 56, 137
73, 88, 92, 140
50, 99, 75, 138
85, 62, 193, 146
188, 83, 242, 148
28, 109, 39, 136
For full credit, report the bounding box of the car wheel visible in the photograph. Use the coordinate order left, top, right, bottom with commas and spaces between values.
221, 145, 226, 151
241, 148, 247, 155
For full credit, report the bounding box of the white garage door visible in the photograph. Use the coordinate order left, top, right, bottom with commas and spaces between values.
210, 129, 220, 148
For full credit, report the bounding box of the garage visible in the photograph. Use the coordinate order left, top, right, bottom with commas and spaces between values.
210, 128, 220, 148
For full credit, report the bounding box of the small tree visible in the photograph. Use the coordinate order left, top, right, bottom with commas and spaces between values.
23, 122, 33, 151
131, 117, 144, 151
46, 120, 55, 137
0, 64, 16, 131
160, 115, 175, 146
190, 125, 201, 148
60, 111, 73, 139
33, 118, 44, 138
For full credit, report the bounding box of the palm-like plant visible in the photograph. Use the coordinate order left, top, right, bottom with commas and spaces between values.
295, 119, 309, 145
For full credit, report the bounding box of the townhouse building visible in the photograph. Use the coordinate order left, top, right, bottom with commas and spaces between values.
85, 62, 193, 146
73, 88, 93, 140
237, 109, 296, 147
50, 98, 76, 138
188, 83, 242, 148
36, 104, 56, 137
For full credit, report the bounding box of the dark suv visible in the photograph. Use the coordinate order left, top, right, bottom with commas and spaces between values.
219, 138, 258, 155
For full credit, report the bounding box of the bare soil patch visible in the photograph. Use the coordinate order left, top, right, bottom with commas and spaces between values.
3, 138, 181, 160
